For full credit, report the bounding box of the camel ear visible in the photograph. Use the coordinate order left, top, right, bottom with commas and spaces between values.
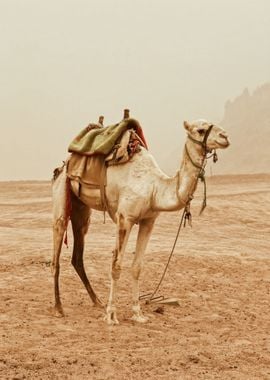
183, 120, 192, 132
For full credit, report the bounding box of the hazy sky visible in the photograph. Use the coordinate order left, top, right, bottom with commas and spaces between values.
1, 0, 269, 180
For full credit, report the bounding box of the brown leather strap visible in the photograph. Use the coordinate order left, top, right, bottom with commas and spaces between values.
99, 160, 107, 210
99, 161, 115, 221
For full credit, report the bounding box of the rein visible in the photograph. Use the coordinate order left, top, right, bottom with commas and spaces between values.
186, 124, 217, 214
140, 124, 217, 303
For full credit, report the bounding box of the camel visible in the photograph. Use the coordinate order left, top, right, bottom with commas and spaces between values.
51, 118, 230, 325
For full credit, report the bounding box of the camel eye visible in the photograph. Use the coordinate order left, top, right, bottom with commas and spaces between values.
197, 128, 205, 135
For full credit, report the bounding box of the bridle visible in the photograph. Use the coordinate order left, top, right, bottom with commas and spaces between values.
139, 124, 219, 304
187, 123, 214, 152
186, 123, 218, 166
140, 124, 217, 303
184, 124, 218, 216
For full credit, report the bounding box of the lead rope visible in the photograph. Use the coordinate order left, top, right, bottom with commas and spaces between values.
140, 125, 217, 303
198, 148, 218, 215
185, 143, 207, 215
198, 168, 207, 215
139, 204, 191, 303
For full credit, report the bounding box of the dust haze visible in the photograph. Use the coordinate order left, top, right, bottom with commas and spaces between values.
0, 0, 270, 179
1, 2, 270, 379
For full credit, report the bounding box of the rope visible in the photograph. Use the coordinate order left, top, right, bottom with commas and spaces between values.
199, 173, 207, 215
140, 206, 190, 302
139, 124, 217, 303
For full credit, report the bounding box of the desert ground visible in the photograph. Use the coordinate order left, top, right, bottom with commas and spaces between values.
0, 174, 270, 379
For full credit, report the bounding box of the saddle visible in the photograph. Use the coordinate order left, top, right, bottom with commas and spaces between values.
65, 118, 147, 199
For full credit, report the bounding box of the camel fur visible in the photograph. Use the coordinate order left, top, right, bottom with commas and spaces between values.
51, 119, 230, 324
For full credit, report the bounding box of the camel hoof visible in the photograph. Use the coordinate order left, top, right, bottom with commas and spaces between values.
104, 312, 119, 325
52, 305, 65, 318
131, 305, 148, 323
108, 318, 119, 326
131, 314, 149, 323
93, 299, 105, 310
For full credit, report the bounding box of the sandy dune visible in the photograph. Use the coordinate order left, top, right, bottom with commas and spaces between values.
0, 174, 270, 379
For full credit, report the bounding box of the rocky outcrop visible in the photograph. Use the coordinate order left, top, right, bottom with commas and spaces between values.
162, 83, 270, 175
216, 83, 270, 174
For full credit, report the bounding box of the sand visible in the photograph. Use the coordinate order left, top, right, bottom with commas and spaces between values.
0, 174, 270, 379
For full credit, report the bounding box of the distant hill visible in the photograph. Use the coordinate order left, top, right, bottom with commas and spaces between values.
162, 83, 270, 175
217, 83, 270, 174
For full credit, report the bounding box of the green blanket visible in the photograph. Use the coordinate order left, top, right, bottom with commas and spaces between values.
68, 120, 131, 156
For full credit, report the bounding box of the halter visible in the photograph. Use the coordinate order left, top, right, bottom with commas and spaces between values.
187, 123, 214, 153
141, 124, 217, 303
140, 124, 220, 305
186, 124, 216, 171
184, 124, 218, 215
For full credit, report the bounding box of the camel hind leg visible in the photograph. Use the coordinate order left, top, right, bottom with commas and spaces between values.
52, 216, 67, 316
51, 165, 69, 317
70, 192, 103, 307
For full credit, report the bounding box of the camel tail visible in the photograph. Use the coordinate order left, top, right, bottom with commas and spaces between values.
51, 161, 72, 316
52, 162, 71, 238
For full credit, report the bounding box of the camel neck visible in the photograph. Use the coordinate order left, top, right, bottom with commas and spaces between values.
177, 140, 205, 204
152, 140, 205, 212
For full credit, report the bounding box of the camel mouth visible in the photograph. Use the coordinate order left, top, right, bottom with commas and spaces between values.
215, 139, 230, 148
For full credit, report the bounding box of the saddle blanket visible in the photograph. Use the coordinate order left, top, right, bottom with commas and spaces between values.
68, 118, 148, 156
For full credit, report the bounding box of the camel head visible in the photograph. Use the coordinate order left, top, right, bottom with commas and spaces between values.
183, 119, 230, 152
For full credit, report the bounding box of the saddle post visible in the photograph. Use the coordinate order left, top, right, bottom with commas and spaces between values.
98, 115, 104, 127
123, 109, 130, 119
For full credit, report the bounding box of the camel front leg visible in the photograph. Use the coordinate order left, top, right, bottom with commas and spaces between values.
131, 218, 155, 323
106, 214, 132, 325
